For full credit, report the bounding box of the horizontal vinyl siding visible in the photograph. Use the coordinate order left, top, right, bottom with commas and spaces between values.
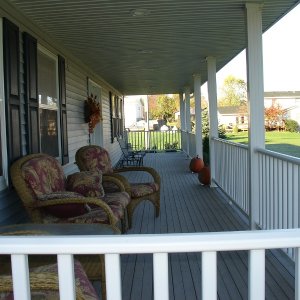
63, 61, 122, 174
63, 62, 88, 175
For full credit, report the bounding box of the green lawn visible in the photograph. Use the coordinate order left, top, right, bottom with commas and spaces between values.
226, 131, 300, 158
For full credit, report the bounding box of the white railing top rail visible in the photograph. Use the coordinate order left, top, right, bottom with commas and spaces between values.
1, 229, 300, 254
212, 137, 248, 150
256, 147, 300, 165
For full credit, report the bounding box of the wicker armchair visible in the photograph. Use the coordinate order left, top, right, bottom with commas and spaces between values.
0, 223, 119, 300
75, 145, 161, 228
10, 153, 130, 231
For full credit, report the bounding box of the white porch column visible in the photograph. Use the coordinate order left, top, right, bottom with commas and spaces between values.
179, 92, 186, 131
246, 3, 265, 230
185, 86, 191, 156
194, 74, 203, 158
206, 57, 218, 188
179, 92, 186, 152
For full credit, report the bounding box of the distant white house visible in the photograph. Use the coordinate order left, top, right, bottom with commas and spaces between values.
264, 91, 300, 125
218, 106, 248, 130
124, 95, 146, 128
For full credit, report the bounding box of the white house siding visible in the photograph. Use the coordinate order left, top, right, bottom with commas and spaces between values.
63, 62, 89, 175
0, 5, 123, 224
64, 63, 122, 175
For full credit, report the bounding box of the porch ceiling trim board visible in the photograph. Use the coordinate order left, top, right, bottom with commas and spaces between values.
4, 0, 300, 95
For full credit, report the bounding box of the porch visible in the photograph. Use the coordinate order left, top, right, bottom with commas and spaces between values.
112, 151, 294, 300
0, 151, 298, 299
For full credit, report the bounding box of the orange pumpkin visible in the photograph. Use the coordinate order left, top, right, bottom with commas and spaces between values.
198, 166, 210, 185
189, 155, 204, 173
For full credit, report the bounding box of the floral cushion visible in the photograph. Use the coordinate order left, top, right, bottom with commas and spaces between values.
37, 191, 89, 218
102, 192, 130, 209
22, 155, 65, 197
102, 181, 121, 193
130, 183, 159, 198
0, 260, 98, 300
78, 146, 113, 174
67, 171, 105, 198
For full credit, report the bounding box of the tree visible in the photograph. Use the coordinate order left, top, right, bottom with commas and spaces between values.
264, 104, 285, 130
218, 75, 247, 107
284, 119, 299, 132
150, 94, 179, 123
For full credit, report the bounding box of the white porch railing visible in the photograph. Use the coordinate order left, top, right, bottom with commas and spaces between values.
127, 130, 181, 151
212, 138, 249, 214
210, 138, 300, 258
181, 131, 196, 158
257, 149, 300, 231
1, 229, 300, 300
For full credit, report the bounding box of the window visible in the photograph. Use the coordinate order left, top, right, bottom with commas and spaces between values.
110, 92, 123, 142
37, 46, 61, 158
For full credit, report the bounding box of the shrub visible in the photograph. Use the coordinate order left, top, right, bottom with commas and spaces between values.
202, 135, 210, 165
285, 119, 299, 132
233, 125, 239, 134
165, 141, 178, 150
218, 126, 227, 139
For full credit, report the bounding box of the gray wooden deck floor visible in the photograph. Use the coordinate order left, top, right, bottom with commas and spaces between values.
101, 152, 295, 300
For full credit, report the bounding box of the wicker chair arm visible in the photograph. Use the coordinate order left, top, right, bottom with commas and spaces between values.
34, 197, 117, 225
114, 166, 161, 186
103, 174, 131, 194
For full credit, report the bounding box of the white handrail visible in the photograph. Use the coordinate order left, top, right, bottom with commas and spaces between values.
212, 137, 248, 149
0, 229, 300, 254
256, 147, 300, 164
1, 229, 299, 300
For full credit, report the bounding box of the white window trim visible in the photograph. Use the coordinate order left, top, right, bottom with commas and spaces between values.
0, 18, 9, 189
37, 44, 62, 162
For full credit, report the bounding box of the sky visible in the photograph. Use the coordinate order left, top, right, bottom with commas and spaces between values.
214, 3, 300, 93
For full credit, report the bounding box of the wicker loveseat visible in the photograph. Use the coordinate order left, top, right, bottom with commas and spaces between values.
75, 145, 161, 228
10, 153, 130, 231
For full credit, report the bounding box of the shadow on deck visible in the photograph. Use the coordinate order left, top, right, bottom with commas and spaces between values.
103, 152, 295, 300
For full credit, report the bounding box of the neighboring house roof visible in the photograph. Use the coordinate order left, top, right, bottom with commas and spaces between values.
264, 91, 300, 99
218, 106, 243, 115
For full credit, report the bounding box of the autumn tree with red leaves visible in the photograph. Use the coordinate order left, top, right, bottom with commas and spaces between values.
264, 104, 285, 130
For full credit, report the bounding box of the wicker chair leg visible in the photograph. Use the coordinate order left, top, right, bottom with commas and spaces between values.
127, 193, 160, 229
154, 194, 160, 217
120, 209, 129, 233
100, 255, 106, 300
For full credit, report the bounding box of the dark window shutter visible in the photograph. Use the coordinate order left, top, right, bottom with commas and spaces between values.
3, 18, 22, 164
58, 56, 69, 165
23, 32, 40, 154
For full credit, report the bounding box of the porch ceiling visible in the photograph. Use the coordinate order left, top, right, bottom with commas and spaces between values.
5, 0, 300, 95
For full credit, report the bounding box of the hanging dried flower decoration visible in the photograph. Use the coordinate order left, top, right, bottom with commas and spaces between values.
84, 94, 102, 133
